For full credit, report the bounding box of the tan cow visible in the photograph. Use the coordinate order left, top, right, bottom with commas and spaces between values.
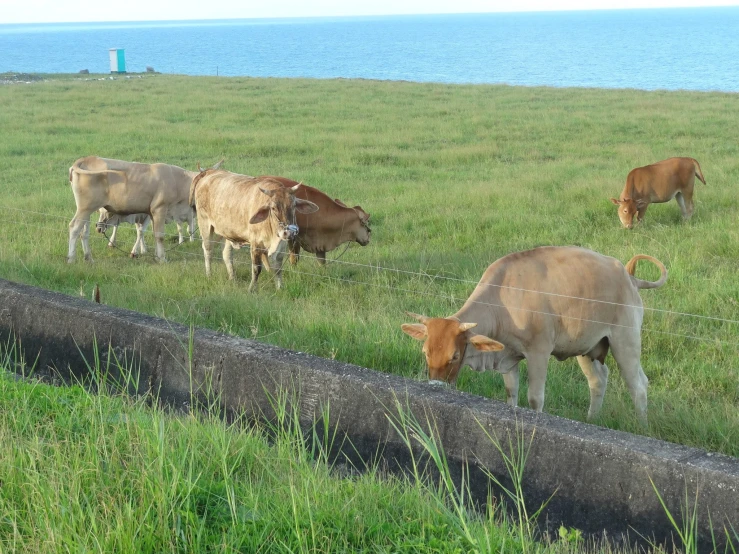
67, 156, 199, 262
189, 170, 319, 290
259, 176, 371, 265
401, 246, 668, 424
610, 157, 706, 228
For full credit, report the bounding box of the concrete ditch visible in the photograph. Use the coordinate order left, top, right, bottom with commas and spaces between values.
1, 277, 737, 550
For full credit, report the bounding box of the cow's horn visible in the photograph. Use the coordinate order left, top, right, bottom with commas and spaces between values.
458, 322, 478, 332
290, 182, 303, 192
405, 311, 429, 324
259, 187, 275, 197
197, 162, 203, 172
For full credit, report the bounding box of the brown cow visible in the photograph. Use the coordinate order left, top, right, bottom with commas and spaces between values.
401, 246, 668, 424
258, 176, 371, 265
610, 157, 706, 228
189, 170, 318, 290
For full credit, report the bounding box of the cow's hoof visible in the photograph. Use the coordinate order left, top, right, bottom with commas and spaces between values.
130, 253, 137, 259
107, 243, 115, 248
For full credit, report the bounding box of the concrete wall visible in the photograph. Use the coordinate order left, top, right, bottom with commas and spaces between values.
1, 277, 737, 550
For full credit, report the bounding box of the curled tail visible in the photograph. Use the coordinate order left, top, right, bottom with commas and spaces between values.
692, 158, 706, 185
625, 254, 668, 290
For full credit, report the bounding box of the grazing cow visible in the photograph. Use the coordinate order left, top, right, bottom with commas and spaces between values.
96, 209, 151, 257
96, 203, 196, 256
259, 176, 371, 265
401, 246, 668, 424
189, 170, 319, 290
610, 157, 706, 229
67, 156, 202, 263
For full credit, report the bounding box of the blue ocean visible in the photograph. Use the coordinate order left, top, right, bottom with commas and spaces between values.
1, 8, 738, 91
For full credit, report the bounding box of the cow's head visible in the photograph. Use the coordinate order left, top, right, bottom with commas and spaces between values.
96, 207, 117, 233
250, 182, 319, 241
610, 197, 646, 229
401, 312, 504, 385
353, 206, 371, 246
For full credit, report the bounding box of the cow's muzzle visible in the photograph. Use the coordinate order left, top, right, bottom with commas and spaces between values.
278, 224, 299, 241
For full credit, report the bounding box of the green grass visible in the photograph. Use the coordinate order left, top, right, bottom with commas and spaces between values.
0, 343, 610, 554
5, 343, 730, 554
0, 74, 737, 457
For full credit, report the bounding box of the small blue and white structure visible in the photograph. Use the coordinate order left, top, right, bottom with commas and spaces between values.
109, 48, 126, 74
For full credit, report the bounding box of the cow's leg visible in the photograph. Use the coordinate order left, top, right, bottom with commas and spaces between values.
676, 190, 694, 221
222, 241, 235, 280
80, 220, 93, 262
524, 353, 549, 413
316, 251, 327, 266
188, 210, 195, 242
151, 209, 167, 262
108, 223, 119, 247
68, 210, 93, 263
198, 211, 215, 276
289, 240, 300, 265
636, 204, 648, 224
131, 223, 145, 257
273, 254, 284, 290
139, 218, 150, 255
502, 365, 520, 407
249, 249, 263, 292
576, 355, 609, 420
175, 222, 185, 244
610, 340, 648, 425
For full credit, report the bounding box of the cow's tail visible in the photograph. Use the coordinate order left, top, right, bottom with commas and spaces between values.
625, 254, 668, 290
692, 158, 706, 185
69, 159, 127, 182
189, 170, 209, 207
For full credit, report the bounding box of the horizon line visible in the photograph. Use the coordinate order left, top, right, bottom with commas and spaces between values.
3, 4, 738, 26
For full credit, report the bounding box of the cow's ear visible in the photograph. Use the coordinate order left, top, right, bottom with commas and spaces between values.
401, 323, 427, 341
609, 198, 620, 205
249, 206, 270, 224
468, 334, 505, 352
296, 199, 319, 214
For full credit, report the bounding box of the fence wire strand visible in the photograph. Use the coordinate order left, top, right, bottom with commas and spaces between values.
1, 205, 738, 348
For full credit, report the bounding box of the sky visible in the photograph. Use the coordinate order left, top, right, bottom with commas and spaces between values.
1, 0, 738, 24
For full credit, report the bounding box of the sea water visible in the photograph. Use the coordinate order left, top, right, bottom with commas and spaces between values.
1, 8, 738, 91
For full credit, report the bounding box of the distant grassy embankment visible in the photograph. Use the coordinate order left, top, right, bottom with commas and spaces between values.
0, 74, 736, 456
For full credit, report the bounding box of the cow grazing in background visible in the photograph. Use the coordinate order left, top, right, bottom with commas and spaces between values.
96, 203, 196, 257
67, 156, 201, 262
96, 209, 151, 257
189, 170, 319, 290
401, 246, 668, 424
610, 157, 706, 228
260, 176, 371, 265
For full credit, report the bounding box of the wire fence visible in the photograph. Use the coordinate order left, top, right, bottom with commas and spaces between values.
1, 204, 737, 349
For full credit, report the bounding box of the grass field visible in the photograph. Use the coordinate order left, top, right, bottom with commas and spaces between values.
0, 73, 737, 457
